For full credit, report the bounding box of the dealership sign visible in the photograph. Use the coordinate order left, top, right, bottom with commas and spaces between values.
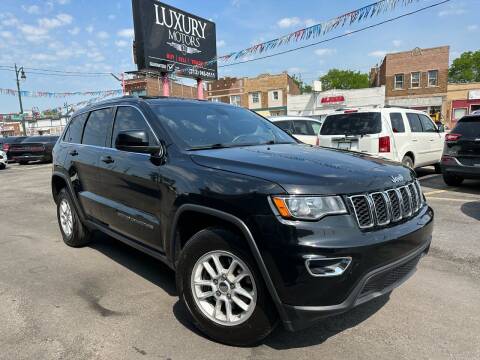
132, 0, 217, 80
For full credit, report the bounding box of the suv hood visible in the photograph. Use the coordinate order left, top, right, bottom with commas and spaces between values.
190, 144, 414, 195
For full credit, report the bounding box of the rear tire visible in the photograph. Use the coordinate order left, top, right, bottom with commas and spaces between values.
443, 173, 464, 186
0, 163, 5, 170
402, 155, 414, 169
434, 163, 442, 174
176, 227, 278, 346
56, 188, 92, 247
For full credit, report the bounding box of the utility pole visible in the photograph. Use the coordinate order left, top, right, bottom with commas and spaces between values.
14, 63, 27, 136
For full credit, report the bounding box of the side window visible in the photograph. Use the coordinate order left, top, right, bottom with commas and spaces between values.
63, 113, 88, 144
419, 114, 437, 132
82, 108, 114, 147
293, 120, 315, 135
390, 113, 405, 133
406, 113, 423, 133
311, 121, 321, 135
112, 106, 156, 148
275, 121, 293, 132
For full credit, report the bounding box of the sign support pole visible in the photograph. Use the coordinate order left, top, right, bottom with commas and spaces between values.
197, 78, 203, 100
161, 72, 170, 97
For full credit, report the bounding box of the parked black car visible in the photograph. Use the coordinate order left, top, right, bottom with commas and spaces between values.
9, 135, 59, 164
51, 97, 433, 346
441, 114, 480, 186
1, 136, 28, 161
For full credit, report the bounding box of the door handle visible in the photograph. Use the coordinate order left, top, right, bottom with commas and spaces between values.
412, 139, 418, 142
69, 150, 78, 156
101, 155, 114, 164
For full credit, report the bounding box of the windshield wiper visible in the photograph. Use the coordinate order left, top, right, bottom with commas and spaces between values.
187, 143, 232, 151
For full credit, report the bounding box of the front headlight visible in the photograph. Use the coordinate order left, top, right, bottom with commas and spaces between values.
271, 195, 347, 220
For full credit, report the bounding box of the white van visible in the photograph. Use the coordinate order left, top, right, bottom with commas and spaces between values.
269, 116, 323, 146
318, 108, 445, 170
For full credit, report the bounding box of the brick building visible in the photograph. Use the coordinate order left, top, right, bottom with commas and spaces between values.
370, 46, 449, 120
206, 72, 301, 116
124, 75, 200, 99
445, 82, 480, 127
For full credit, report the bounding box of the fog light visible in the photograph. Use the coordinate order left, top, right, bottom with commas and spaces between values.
305, 257, 352, 277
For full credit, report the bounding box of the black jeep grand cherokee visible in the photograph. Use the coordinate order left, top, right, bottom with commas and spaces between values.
52, 96, 433, 346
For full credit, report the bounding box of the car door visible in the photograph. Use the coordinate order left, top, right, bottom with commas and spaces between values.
75, 108, 115, 222
389, 112, 408, 162
406, 113, 428, 167
97, 105, 164, 250
418, 113, 443, 164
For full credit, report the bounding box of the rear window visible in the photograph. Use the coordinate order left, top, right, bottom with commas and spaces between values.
293, 120, 315, 135
454, 116, 480, 137
320, 112, 382, 135
23, 136, 58, 142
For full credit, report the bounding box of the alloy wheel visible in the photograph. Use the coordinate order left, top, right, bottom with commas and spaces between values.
190, 250, 257, 326
59, 199, 73, 237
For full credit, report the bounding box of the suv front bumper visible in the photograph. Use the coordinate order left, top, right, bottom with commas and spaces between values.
281, 241, 430, 331
252, 205, 433, 331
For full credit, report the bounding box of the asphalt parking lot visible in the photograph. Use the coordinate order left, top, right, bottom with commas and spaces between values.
0, 163, 479, 360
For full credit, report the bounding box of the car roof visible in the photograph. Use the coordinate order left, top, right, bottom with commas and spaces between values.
269, 116, 321, 122
70, 95, 231, 117
325, 107, 431, 117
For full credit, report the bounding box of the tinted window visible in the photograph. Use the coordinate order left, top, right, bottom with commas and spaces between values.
152, 103, 295, 149
320, 112, 382, 135
23, 136, 58, 143
390, 113, 405, 133
419, 114, 437, 132
82, 108, 114, 147
112, 107, 156, 147
454, 116, 480, 137
64, 113, 88, 144
293, 120, 315, 135
407, 113, 422, 132
275, 121, 293, 132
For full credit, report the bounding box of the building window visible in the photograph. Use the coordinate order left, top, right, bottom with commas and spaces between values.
428, 70, 438, 86
273, 91, 279, 100
251, 92, 260, 104
453, 108, 467, 121
394, 74, 404, 90
411, 72, 420, 88
230, 95, 241, 106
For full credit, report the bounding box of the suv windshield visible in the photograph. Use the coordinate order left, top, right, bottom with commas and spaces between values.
320, 112, 382, 135
454, 116, 480, 137
152, 103, 295, 149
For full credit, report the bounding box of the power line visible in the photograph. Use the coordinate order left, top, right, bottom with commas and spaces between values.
0, 68, 114, 77
219, 0, 450, 68
0, 65, 118, 76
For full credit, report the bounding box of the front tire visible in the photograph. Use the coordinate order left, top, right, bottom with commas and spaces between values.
56, 188, 92, 247
443, 173, 464, 186
176, 228, 278, 346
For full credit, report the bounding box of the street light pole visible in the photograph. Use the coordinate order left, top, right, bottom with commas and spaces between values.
14, 63, 27, 136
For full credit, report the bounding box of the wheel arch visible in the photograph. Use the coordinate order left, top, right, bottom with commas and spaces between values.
403, 151, 415, 165
170, 204, 288, 323
51, 171, 87, 222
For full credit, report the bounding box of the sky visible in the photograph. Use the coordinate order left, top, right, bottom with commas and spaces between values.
0, 0, 478, 114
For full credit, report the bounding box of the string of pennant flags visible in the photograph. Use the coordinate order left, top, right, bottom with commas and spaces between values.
178, 0, 419, 74
0, 88, 122, 98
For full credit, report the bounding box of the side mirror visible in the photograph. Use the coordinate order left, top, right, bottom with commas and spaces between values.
115, 130, 164, 157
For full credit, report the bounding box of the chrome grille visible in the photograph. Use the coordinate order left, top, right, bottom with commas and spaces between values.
350, 195, 374, 228
349, 181, 424, 229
